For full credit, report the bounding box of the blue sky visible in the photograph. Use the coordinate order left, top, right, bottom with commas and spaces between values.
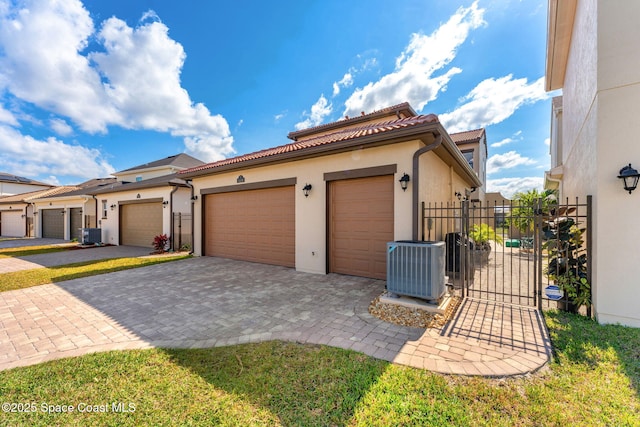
0, 0, 554, 197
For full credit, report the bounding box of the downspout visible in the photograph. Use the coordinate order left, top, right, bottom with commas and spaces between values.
169, 184, 179, 251
23, 205, 29, 237
185, 179, 195, 255
412, 133, 443, 241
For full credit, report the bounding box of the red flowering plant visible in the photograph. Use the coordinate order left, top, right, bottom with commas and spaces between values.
152, 234, 170, 253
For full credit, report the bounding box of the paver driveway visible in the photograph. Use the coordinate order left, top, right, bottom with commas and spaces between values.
0, 257, 551, 375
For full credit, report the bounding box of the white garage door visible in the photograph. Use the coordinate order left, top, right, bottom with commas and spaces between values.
1, 211, 24, 237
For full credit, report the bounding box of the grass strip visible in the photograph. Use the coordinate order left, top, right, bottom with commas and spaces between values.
0, 244, 76, 258
0, 255, 191, 292
0, 312, 638, 426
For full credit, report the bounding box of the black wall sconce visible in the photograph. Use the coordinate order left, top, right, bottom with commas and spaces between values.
237, 175, 245, 183
191, 195, 198, 201
618, 164, 640, 194
399, 173, 410, 191
162, 200, 169, 208
302, 183, 312, 197
110, 204, 116, 211
455, 191, 462, 200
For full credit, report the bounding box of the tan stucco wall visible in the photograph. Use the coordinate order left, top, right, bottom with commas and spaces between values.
33, 197, 94, 240
558, 0, 640, 327
97, 187, 189, 246
191, 140, 471, 275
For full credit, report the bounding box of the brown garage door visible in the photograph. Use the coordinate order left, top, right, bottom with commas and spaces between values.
329, 175, 394, 280
204, 186, 295, 267
120, 202, 163, 247
42, 209, 64, 239
70, 208, 83, 241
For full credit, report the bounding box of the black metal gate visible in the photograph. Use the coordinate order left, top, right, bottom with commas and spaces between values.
172, 212, 192, 252
422, 196, 591, 309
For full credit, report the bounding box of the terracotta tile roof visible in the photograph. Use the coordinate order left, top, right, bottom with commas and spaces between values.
181, 113, 440, 175
287, 102, 417, 141
450, 128, 485, 144
0, 186, 80, 203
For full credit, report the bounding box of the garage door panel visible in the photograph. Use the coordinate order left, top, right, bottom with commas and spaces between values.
120, 203, 162, 248
42, 209, 64, 239
329, 175, 394, 280
1, 211, 24, 237
205, 186, 295, 268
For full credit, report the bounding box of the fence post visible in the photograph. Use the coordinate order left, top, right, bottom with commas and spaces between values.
461, 200, 469, 299
534, 198, 543, 311
586, 195, 593, 318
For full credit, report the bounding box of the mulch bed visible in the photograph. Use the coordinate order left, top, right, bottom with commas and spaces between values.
368, 292, 461, 329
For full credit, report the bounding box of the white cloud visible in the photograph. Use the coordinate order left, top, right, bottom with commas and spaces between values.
0, 124, 114, 181
544, 137, 550, 146
0, 1, 234, 162
343, 1, 485, 117
295, 95, 333, 130
491, 137, 513, 148
332, 72, 354, 97
440, 75, 548, 133
487, 176, 544, 199
0, 104, 18, 126
487, 150, 535, 174
50, 118, 73, 136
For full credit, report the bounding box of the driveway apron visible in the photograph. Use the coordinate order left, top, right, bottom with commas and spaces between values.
0, 257, 551, 375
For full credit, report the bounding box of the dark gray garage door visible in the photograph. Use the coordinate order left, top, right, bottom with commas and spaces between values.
42, 209, 64, 239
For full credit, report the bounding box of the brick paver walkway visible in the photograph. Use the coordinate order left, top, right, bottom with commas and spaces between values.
0, 257, 552, 376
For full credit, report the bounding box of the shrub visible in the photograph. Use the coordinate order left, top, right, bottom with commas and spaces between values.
152, 234, 170, 253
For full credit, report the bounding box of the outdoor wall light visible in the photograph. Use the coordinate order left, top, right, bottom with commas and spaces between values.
191, 195, 198, 201
237, 175, 245, 183
455, 191, 462, 200
618, 163, 640, 194
162, 200, 169, 208
110, 204, 116, 211
302, 183, 312, 197
399, 173, 410, 191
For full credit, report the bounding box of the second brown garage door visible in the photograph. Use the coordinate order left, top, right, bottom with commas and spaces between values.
120, 202, 163, 247
329, 175, 394, 280
204, 186, 295, 267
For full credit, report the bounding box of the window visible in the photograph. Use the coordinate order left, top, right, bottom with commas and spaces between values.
101, 200, 108, 219
136, 175, 143, 182
462, 149, 474, 169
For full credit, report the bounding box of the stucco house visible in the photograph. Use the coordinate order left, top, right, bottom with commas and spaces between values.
544, 0, 640, 326
29, 178, 116, 240
180, 103, 483, 280
450, 128, 487, 203
0, 186, 78, 237
0, 173, 52, 196
85, 154, 204, 248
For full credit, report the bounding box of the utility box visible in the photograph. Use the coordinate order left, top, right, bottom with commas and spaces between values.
81, 228, 102, 245
387, 241, 446, 302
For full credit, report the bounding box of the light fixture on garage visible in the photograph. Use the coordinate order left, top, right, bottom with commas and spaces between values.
618, 163, 640, 194
110, 204, 116, 210
399, 173, 410, 192
455, 191, 462, 200
302, 183, 312, 197
191, 195, 198, 201
162, 200, 169, 208
237, 175, 245, 183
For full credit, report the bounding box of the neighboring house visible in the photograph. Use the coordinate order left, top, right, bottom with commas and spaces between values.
31, 178, 116, 240
0, 173, 52, 196
180, 103, 483, 280
85, 154, 204, 248
0, 186, 79, 237
450, 128, 487, 203
544, 0, 640, 326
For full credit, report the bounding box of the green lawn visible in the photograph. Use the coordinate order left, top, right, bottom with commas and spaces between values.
0, 244, 76, 258
0, 254, 191, 292
1, 311, 638, 426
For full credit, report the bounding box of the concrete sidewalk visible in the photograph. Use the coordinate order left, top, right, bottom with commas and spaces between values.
0, 257, 552, 376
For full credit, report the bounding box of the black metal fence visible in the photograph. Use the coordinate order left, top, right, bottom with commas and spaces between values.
172, 212, 192, 252
422, 196, 592, 310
